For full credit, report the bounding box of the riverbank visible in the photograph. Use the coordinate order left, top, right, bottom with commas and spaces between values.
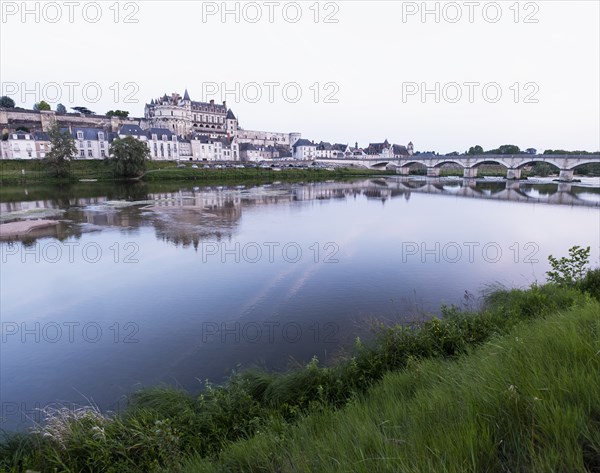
0, 159, 397, 184
2, 269, 599, 472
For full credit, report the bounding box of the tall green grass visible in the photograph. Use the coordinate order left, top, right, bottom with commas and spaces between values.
1, 283, 596, 472
186, 300, 599, 472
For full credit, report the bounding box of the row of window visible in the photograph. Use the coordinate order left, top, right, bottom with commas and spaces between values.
76, 131, 105, 141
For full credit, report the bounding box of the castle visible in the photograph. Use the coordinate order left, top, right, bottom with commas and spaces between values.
0, 90, 412, 161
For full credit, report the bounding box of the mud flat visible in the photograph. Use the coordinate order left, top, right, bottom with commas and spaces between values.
0, 220, 60, 239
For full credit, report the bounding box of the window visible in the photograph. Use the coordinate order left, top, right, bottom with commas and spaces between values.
101, 150, 106, 157
162, 135, 167, 141
80, 149, 85, 157
152, 134, 157, 140
88, 149, 93, 157
100, 142, 105, 149
87, 141, 92, 148
98, 132, 105, 141
77, 131, 84, 140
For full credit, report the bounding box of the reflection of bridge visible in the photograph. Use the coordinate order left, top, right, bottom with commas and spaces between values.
379, 178, 599, 207
315, 154, 600, 181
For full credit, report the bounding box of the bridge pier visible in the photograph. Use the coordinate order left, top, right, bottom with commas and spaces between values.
506, 168, 522, 180
396, 166, 410, 176
463, 167, 478, 179
427, 167, 441, 177
558, 169, 574, 182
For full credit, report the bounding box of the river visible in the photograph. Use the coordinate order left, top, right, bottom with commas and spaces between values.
1, 176, 599, 431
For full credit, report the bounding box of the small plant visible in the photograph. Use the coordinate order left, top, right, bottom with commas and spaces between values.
547, 245, 591, 286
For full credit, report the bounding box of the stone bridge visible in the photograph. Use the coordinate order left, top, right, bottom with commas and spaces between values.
315, 154, 600, 181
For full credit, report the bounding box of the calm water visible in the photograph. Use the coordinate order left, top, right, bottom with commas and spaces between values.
1, 176, 599, 431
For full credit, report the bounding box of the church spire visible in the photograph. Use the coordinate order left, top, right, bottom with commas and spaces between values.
183, 88, 190, 101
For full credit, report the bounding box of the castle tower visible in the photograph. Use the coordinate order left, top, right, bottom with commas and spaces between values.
226, 109, 238, 138
408, 141, 414, 156
289, 132, 301, 147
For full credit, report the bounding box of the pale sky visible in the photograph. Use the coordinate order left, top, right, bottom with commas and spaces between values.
1, 0, 599, 153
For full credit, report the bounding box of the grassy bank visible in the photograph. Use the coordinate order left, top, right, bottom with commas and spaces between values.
2, 272, 599, 472
142, 166, 395, 182
0, 159, 394, 184
187, 298, 600, 473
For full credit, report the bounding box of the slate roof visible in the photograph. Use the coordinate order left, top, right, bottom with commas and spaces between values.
393, 144, 409, 156
293, 139, 315, 148
183, 89, 191, 101
68, 127, 107, 140
226, 109, 236, 120
147, 128, 175, 139
119, 124, 145, 136
33, 131, 50, 141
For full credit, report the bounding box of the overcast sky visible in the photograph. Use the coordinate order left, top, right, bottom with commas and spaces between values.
1, 1, 598, 153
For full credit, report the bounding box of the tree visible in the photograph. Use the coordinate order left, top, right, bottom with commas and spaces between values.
0, 96, 15, 108
34, 101, 51, 111
106, 110, 130, 118
467, 145, 484, 155
108, 136, 150, 178
547, 246, 590, 286
488, 144, 521, 155
72, 106, 94, 115
531, 162, 555, 177
44, 124, 76, 178
56, 103, 67, 114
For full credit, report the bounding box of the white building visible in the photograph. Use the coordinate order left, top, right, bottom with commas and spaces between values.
70, 127, 110, 159
190, 135, 239, 161
7, 131, 38, 159
292, 139, 317, 160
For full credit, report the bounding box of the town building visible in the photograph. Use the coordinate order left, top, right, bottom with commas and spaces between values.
292, 139, 317, 160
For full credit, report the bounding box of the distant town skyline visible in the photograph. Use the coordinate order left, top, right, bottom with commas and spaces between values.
1, 1, 598, 153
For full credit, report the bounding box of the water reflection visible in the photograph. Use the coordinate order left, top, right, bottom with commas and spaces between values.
1, 176, 598, 432
2, 177, 598, 246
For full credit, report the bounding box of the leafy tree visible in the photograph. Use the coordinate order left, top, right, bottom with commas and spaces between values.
108, 136, 150, 178
547, 246, 590, 286
44, 124, 76, 178
56, 103, 67, 114
467, 145, 483, 155
0, 96, 15, 108
72, 106, 94, 115
494, 144, 521, 155
106, 110, 130, 118
531, 162, 556, 177
34, 101, 51, 111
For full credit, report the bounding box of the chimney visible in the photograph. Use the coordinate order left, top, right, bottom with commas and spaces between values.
210, 99, 214, 105
223, 101, 227, 108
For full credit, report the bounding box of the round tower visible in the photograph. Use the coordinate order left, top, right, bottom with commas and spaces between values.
289, 132, 301, 147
